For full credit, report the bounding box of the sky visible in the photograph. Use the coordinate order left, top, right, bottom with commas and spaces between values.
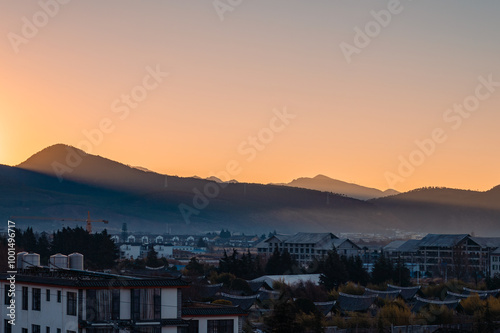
1, 0, 499, 192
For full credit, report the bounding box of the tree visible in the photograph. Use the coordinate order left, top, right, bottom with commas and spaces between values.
319, 249, 348, 290
185, 257, 204, 276
146, 246, 161, 267
371, 253, 394, 285
196, 237, 207, 248
392, 259, 411, 287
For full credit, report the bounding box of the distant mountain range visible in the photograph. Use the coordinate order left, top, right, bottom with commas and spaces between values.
1, 143, 499, 236
275, 175, 399, 200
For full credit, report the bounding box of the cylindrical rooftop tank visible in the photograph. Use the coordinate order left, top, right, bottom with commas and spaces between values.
49, 253, 68, 270
17, 252, 28, 270
24, 253, 40, 268
68, 253, 84, 270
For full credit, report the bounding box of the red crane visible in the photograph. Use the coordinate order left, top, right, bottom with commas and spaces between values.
10, 211, 109, 234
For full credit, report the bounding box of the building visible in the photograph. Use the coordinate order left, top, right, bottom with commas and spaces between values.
1, 257, 247, 333
256, 232, 360, 265
388, 234, 500, 278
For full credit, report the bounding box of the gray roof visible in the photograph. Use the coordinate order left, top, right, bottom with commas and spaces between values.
445, 291, 488, 301
284, 232, 338, 244
332, 238, 361, 250
397, 239, 421, 252
417, 234, 469, 247
337, 292, 377, 312
383, 240, 407, 252
364, 288, 401, 300
314, 301, 336, 316
470, 237, 500, 249
411, 297, 460, 313
387, 284, 421, 300
463, 287, 500, 297
218, 292, 257, 311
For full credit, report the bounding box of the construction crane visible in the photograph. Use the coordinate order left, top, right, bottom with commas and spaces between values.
10, 211, 109, 234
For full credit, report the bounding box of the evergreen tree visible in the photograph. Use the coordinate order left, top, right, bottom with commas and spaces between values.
319, 249, 348, 290
371, 253, 394, 285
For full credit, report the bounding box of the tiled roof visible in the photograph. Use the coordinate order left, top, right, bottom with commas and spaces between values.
463, 287, 500, 297
337, 292, 377, 312
284, 233, 338, 244
0, 273, 189, 288
182, 302, 248, 316
445, 291, 487, 301
387, 284, 420, 300
411, 297, 460, 313
384, 240, 407, 252
218, 292, 257, 311
364, 288, 401, 300
257, 290, 281, 302
161, 319, 189, 326
417, 234, 469, 247
397, 239, 421, 252
470, 237, 500, 248
314, 301, 336, 316
332, 238, 361, 250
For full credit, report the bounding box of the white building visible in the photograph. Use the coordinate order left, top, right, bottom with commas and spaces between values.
1, 265, 247, 333
119, 244, 141, 260
256, 232, 360, 265
154, 245, 174, 259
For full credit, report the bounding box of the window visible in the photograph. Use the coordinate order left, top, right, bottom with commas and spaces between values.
57, 290, 61, 303
32, 288, 41, 311
22, 328, 28, 333
131, 289, 161, 320
46, 289, 50, 302
86, 289, 120, 321
67, 292, 77, 316
67, 331, 76, 333
32, 325, 41, 333
57, 329, 61, 333
207, 320, 233, 333
4, 320, 12, 333
22, 287, 28, 310
46, 328, 50, 333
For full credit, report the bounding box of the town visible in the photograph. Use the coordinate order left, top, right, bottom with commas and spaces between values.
3, 227, 500, 332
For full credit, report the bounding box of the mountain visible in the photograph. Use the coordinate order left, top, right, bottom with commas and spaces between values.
371, 186, 500, 234
4, 144, 500, 236
8, 144, 389, 234
283, 174, 399, 200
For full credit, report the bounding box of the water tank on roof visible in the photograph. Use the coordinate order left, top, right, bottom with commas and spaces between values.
68, 253, 84, 270
17, 252, 28, 270
49, 253, 68, 270
24, 253, 40, 268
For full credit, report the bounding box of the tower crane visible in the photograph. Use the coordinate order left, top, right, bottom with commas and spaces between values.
10, 211, 109, 234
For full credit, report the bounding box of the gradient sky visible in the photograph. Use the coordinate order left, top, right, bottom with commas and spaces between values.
1, 1, 499, 192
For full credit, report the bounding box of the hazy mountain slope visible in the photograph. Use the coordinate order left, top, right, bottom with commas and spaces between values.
284, 174, 399, 200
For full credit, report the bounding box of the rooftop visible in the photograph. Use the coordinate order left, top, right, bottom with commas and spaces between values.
284, 232, 338, 244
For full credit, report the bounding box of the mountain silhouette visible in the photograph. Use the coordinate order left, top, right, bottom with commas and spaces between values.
282, 174, 399, 200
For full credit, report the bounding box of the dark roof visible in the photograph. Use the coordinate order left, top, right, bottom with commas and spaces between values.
182, 302, 248, 316
384, 240, 407, 252
217, 293, 257, 311
445, 291, 488, 301
197, 283, 223, 299
314, 301, 336, 316
257, 290, 281, 302
396, 239, 421, 253
247, 280, 272, 293
470, 237, 500, 249
0, 272, 189, 289
364, 288, 401, 300
332, 238, 361, 250
337, 292, 377, 312
161, 319, 190, 326
463, 287, 500, 297
417, 234, 469, 247
285, 232, 337, 244
387, 284, 420, 300
412, 297, 460, 313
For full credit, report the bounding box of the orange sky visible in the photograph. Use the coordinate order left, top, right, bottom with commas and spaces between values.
1, 1, 499, 192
